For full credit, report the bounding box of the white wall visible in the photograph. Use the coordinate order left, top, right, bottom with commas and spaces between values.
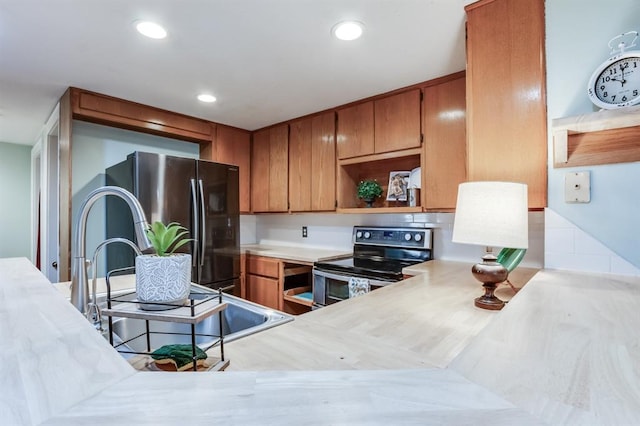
0, 142, 31, 257
71, 121, 199, 275
545, 0, 640, 272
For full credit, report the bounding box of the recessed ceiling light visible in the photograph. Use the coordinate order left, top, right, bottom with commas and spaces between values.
135, 21, 167, 39
197, 94, 217, 103
332, 21, 364, 41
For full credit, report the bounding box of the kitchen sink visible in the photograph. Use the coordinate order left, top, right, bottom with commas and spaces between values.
102, 287, 293, 354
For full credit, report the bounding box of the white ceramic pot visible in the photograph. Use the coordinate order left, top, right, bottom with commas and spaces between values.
135, 253, 191, 310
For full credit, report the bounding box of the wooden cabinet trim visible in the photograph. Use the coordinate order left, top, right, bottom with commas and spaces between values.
70, 88, 214, 143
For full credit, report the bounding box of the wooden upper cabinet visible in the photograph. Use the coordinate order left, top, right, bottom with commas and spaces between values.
289, 119, 313, 211
251, 124, 289, 213
336, 89, 421, 160
374, 89, 422, 154
336, 101, 375, 159
70, 88, 214, 143
289, 112, 336, 212
465, 0, 547, 209
310, 112, 336, 211
422, 75, 467, 210
213, 125, 251, 213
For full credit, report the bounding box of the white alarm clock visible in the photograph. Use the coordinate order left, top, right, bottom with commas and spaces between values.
587, 31, 640, 109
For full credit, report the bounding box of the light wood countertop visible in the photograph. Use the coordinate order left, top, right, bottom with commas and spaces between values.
450, 268, 640, 425
4, 256, 640, 424
241, 244, 351, 264
225, 260, 538, 370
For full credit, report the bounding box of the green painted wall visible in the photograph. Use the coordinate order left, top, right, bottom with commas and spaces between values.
0, 142, 31, 257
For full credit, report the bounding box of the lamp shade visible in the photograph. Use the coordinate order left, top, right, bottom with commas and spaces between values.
452, 181, 528, 249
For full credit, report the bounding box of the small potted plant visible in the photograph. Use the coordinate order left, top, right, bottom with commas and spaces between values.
357, 179, 383, 208
135, 221, 192, 310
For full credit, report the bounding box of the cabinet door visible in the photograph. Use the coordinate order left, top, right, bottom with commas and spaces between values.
311, 112, 336, 211
465, 0, 547, 208
251, 124, 289, 212
422, 76, 467, 210
289, 112, 336, 212
215, 125, 251, 213
247, 274, 280, 310
289, 118, 313, 211
336, 101, 374, 159
251, 129, 271, 212
374, 89, 422, 153
268, 124, 289, 212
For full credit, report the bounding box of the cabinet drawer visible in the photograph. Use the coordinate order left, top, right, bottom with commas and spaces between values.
247, 256, 280, 278
247, 274, 280, 310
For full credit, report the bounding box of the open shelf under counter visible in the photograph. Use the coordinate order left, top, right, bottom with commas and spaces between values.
552, 105, 640, 168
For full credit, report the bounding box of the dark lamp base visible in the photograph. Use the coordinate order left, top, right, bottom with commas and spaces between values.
471, 253, 509, 311
474, 288, 505, 310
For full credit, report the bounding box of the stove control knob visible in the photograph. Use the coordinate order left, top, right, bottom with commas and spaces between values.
364, 231, 371, 239
404, 233, 412, 241
414, 233, 423, 242
356, 231, 363, 239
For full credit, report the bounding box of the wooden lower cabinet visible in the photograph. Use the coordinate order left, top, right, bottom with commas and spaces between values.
246, 255, 282, 310
247, 274, 281, 310
245, 255, 312, 314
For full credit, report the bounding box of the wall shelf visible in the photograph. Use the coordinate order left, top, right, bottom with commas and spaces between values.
552, 105, 640, 168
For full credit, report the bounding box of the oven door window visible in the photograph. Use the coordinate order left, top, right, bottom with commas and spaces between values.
325, 277, 350, 305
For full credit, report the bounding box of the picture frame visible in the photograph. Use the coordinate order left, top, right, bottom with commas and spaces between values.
386, 171, 410, 201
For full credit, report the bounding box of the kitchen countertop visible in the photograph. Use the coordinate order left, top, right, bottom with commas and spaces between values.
54, 243, 350, 297
241, 243, 351, 263
224, 260, 538, 370
2, 256, 640, 424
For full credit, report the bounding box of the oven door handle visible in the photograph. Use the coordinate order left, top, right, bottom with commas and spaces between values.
313, 268, 392, 287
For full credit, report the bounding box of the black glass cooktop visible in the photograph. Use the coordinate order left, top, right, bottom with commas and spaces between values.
314, 256, 423, 281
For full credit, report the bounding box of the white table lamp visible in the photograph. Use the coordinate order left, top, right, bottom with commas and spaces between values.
452, 181, 528, 310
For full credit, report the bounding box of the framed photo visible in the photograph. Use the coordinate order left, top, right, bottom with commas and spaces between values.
386, 171, 410, 201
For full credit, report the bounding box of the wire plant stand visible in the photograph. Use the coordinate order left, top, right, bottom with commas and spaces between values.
101, 267, 229, 372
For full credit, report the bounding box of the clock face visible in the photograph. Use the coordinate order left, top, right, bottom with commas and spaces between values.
588, 52, 640, 109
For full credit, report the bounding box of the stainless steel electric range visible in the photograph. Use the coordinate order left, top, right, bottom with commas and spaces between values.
312, 226, 433, 307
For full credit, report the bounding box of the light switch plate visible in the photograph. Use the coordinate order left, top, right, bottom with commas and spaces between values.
565, 171, 590, 203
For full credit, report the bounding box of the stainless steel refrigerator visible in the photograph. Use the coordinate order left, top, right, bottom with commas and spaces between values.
105, 151, 240, 294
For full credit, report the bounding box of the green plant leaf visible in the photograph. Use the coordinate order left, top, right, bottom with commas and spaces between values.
145, 221, 192, 256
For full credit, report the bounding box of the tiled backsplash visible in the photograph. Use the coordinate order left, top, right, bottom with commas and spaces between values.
241, 211, 545, 268
545, 208, 640, 276
241, 209, 639, 276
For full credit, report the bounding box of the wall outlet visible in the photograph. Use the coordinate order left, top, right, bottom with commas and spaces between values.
302, 226, 308, 238
565, 171, 590, 203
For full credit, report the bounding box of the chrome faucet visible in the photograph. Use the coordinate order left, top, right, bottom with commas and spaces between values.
70, 186, 153, 315
86, 237, 142, 330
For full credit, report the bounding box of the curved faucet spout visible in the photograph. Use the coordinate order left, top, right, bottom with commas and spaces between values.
70, 186, 152, 314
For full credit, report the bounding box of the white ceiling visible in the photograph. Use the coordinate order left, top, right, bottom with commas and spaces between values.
0, 0, 474, 146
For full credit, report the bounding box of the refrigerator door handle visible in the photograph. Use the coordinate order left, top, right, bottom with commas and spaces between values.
190, 179, 198, 267
198, 179, 206, 266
